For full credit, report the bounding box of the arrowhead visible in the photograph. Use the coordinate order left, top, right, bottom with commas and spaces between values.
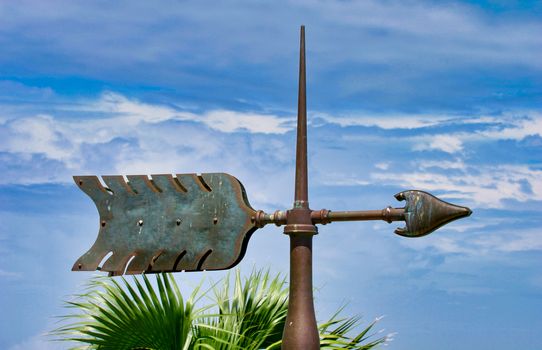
394, 190, 472, 237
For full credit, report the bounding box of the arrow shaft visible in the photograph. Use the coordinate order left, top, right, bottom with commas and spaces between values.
255, 207, 405, 227
319, 208, 405, 224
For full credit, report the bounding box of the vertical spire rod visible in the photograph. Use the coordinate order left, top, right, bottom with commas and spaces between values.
282, 25, 319, 350
294, 25, 308, 206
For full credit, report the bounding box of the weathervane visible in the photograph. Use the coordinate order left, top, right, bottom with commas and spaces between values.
72, 26, 472, 349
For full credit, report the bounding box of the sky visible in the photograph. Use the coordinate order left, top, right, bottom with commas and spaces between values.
0, 0, 541, 349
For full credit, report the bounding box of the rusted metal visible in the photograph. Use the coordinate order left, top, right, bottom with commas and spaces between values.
293, 24, 309, 208
256, 207, 404, 226
284, 234, 319, 349
72, 173, 257, 275
319, 207, 405, 224
282, 25, 320, 350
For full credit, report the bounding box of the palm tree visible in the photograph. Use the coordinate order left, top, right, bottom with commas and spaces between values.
52, 269, 391, 349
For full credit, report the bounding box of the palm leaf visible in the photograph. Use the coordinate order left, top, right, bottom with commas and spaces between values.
51, 274, 199, 349
193, 269, 289, 349
52, 269, 391, 349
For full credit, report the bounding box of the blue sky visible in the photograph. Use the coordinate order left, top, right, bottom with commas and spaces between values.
1, 0, 541, 349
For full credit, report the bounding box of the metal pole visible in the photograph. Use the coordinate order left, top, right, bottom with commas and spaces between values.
282, 25, 320, 350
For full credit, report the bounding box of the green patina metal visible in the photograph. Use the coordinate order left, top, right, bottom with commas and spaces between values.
394, 190, 472, 237
72, 173, 257, 275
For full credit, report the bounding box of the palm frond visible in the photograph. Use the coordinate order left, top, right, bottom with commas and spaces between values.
52, 269, 391, 350
319, 311, 387, 349
51, 274, 199, 350
193, 268, 289, 350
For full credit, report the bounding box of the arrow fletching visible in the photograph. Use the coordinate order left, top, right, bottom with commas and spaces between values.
72, 173, 257, 275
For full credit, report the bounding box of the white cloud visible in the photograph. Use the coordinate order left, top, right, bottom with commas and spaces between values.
480, 230, 542, 253
5, 114, 72, 161
410, 112, 542, 154
414, 134, 464, 153
401, 228, 542, 256
372, 164, 542, 208
203, 110, 293, 134
320, 114, 447, 129
478, 111, 542, 141
320, 178, 372, 187
375, 162, 390, 170
416, 159, 466, 170
315, 112, 542, 208
2, 93, 542, 211
329, 111, 542, 157
0, 92, 294, 184
87, 92, 293, 134
0, 92, 299, 210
